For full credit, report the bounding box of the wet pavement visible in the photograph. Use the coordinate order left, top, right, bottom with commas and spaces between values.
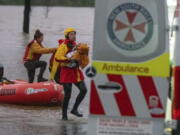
0, 104, 88, 135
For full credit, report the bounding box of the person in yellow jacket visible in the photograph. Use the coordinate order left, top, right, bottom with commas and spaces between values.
54, 28, 87, 120
23, 30, 56, 83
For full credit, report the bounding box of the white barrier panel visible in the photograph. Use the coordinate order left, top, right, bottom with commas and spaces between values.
87, 0, 169, 135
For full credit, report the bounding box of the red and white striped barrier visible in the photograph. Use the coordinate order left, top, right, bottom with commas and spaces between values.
90, 74, 168, 118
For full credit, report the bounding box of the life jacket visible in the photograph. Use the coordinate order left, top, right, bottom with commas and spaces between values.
49, 39, 76, 69
53, 40, 83, 83
23, 40, 43, 61
49, 39, 76, 81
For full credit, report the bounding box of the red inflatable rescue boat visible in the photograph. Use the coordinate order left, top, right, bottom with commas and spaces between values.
0, 80, 64, 106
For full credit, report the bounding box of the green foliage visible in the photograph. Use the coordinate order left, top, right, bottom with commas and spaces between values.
0, 0, 95, 7
0, 0, 24, 5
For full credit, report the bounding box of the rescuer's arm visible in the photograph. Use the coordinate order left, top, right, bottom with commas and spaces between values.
32, 43, 56, 54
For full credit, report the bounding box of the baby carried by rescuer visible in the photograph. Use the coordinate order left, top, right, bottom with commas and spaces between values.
66, 43, 89, 69
49, 42, 90, 82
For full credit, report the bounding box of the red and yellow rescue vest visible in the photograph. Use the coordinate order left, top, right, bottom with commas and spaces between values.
23, 40, 56, 62
54, 39, 84, 83
23, 40, 42, 61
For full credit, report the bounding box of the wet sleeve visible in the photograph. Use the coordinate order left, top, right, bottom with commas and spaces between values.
55, 44, 70, 63
31, 43, 56, 54
49, 60, 59, 80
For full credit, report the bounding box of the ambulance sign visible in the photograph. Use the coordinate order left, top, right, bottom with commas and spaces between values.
88, 0, 169, 135
92, 0, 169, 77
107, 3, 153, 51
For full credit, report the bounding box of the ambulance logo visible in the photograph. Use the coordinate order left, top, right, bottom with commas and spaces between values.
107, 3, 153, 50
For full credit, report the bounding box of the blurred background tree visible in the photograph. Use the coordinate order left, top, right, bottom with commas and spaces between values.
23, 0, 31, 33
0, 0, 95, 33
19, 0, 94, 33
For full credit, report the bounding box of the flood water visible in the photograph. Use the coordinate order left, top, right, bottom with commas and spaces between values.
0, 6, 94, 135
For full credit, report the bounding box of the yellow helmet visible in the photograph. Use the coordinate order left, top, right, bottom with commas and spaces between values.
64, 27, 76, 36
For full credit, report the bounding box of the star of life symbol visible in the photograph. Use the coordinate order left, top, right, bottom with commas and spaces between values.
107, 3, 153, 51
